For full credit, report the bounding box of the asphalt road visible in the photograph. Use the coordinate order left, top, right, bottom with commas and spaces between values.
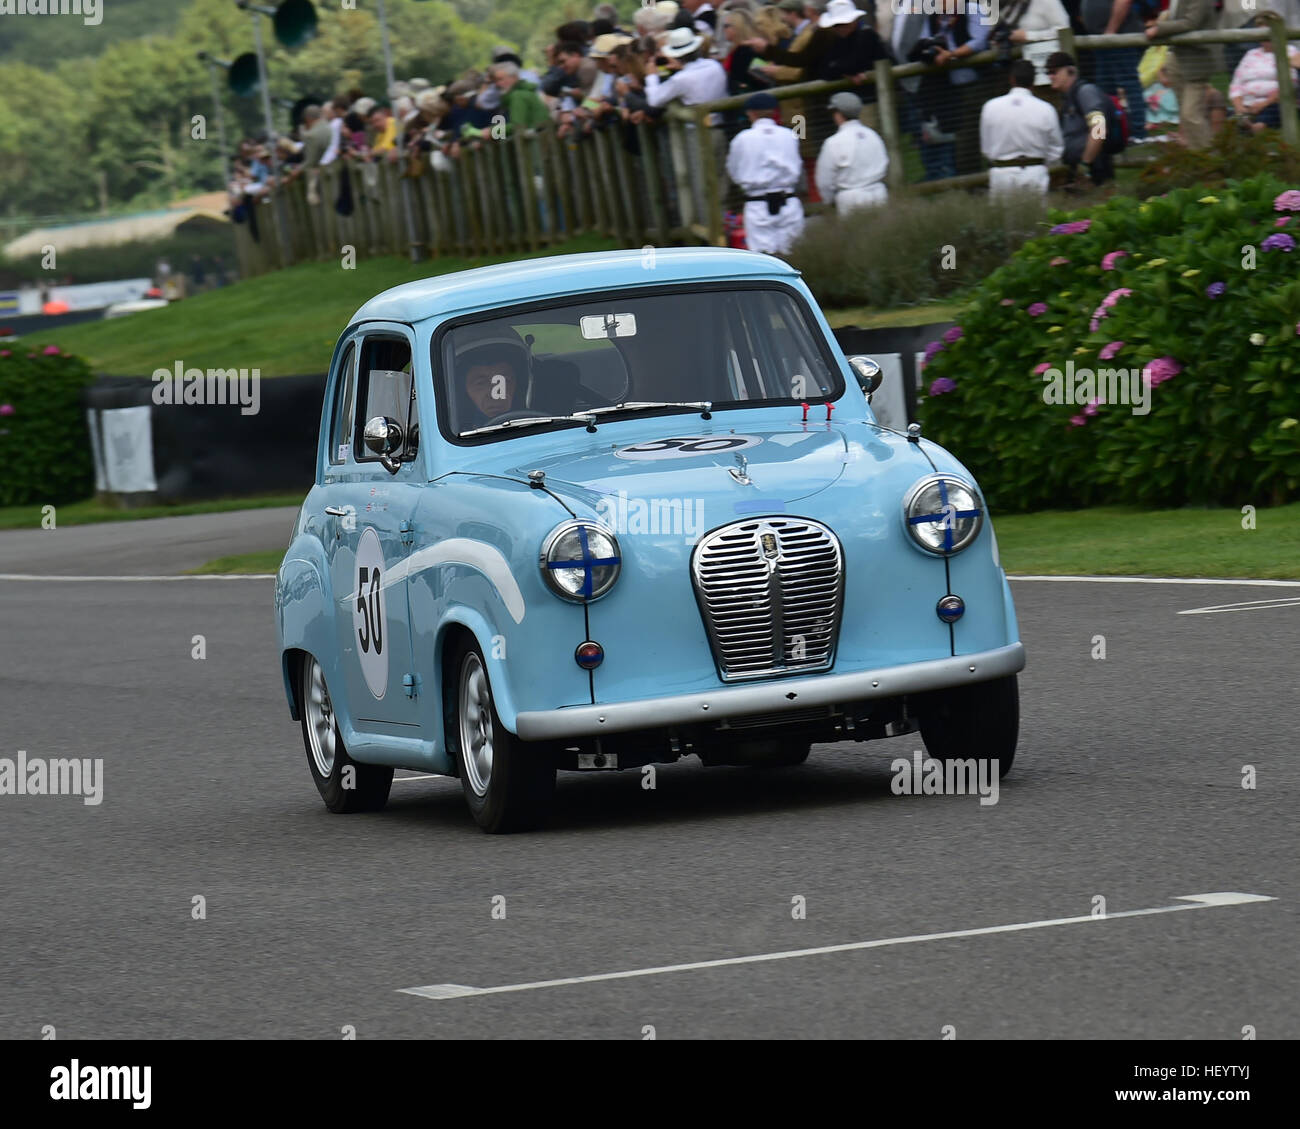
0, 526, 1296, 1038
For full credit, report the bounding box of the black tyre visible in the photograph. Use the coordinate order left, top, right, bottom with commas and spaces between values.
447, 640, 555, 833
916, 673, 1019, 778
299, 654, 393, 812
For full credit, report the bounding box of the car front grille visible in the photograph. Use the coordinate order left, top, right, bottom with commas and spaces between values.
691, 517, 844, 682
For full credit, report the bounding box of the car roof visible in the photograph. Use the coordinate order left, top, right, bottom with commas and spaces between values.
347, 247, 802, 327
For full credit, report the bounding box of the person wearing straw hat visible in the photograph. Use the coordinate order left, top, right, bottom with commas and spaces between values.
644, 25, 728, 117
726, 91, 805, 254
815, 90, 889, 215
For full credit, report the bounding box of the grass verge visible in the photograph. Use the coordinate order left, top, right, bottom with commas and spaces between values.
188, 550, 284, 575
0, 493, 302, 532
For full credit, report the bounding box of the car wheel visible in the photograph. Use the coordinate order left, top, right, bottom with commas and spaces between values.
300, 654, 393, 812
916, 673, 1018, 778
448, 641, 555, 834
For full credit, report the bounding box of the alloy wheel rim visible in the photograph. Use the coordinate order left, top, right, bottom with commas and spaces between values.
305, 658, 337, 778
459, 654, 494, 798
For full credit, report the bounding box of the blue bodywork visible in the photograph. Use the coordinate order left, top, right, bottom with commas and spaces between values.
275, 248, 1022, 773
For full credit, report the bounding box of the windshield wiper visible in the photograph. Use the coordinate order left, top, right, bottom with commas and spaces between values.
460, 412, 598, 438
587, 401, 713, 419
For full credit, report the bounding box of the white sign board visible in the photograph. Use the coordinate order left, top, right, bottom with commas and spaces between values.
99, 406, 157, 493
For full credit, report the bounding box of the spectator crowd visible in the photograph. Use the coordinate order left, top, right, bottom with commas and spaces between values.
224, 0, 1300, 255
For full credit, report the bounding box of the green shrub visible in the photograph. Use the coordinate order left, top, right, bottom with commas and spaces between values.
0, 344, 95, 507
918, 175, 1300, 513
789, 193, 1054, 309
1134, 128, 1300, 200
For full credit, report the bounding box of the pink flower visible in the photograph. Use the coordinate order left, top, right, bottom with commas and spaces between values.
1146, 356, 1183, 386
1050, 220, 1092, 235
1069, 415, 1087, 427
1084, 397, 1102, 416
0, 404, 13, 416
1099, 340, 1124, 360
1273, 190, 1300, 212
1102, 287, 1133, 309
41, 345, 60, 356
1276, 217, 1292, 227
1033, 362, 1052, 374
1027, 302, 1048, 317
1101, 250, 1129, 271
1050, 256, 1070, 266
0, 350, 10, 358
1295, 322, 1300, 336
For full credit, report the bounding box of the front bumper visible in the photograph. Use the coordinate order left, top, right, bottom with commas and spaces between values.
514, 642, 1026, 741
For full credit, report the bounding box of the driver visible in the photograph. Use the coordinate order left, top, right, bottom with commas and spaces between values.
454, 326, 530, 430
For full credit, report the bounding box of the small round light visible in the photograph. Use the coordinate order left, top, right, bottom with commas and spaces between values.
936, 594, 965, 623
903, 474, 984, 555
575, 641, 604, 669
540, 521, 622, 602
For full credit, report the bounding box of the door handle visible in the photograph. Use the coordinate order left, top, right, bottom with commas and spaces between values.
324, 506, 348, 517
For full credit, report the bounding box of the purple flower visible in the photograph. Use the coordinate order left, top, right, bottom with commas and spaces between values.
1099, 340, 1124, 360
1206, 281, 1226, 299
1146, 356, 1183, 386
1101, 250, 1129, 271
1069, 414, 1087, 427
922, 340, 945, 365
41, 345, 60, 356
1273, 190, 1300, 212
1027, 302, 1048, 317
1050, 219, 1092, 235
928, 377, 957, 396
0, 404, 13, 416
1262, 232, 1296, 252
942, 325, 964, 344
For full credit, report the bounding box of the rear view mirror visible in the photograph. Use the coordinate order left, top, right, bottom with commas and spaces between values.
847, 355, 882, 400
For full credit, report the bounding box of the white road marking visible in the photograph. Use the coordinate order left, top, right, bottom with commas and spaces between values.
1009, 575, 1300, 587
0, 573, 275, 582
1178, 598, 1300, 616
398, 892, 1275, 1002
392, 773, 439, 782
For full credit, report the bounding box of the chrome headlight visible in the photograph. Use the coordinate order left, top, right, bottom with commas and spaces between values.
540, 520, 622, 602
903, 474, 984, 555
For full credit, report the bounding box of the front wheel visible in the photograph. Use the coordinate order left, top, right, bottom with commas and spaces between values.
299, 654, 393, 812
915, 673, 1019, 779
448, 641, 555, 833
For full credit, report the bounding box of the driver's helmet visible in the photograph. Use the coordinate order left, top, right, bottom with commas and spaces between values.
453, 324, 531, 426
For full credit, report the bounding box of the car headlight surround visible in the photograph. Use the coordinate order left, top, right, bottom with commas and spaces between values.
540, 520, 622, 602
902, 474, 984, 555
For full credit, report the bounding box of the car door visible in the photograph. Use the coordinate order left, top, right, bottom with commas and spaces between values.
325, 323, 424, 733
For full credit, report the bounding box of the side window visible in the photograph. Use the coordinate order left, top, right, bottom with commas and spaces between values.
329, 343, 356, 466
354, 334, 417, 463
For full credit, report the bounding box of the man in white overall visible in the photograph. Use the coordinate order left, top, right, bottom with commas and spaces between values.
726, 91, 805, 255
815, 90, 889, 216
980, 58, 1064, 198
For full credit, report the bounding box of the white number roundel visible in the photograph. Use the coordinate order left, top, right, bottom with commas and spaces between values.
614, 436, 763, 461
353, 527, 388, 700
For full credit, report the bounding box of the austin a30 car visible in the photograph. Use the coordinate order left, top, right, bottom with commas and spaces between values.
274, 248, 1025, 832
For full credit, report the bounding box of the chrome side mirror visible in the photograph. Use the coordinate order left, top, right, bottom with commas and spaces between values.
847, 355, 882, 400
363, 415, 404, 473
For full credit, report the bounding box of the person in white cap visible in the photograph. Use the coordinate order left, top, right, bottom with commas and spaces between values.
726, 92, 805, 255
815, 91, 889, 215
643, 26, 728, 117
979, 59, 1063, 197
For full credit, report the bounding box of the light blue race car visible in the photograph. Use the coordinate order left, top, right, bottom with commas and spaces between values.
275, 248, 1024, 832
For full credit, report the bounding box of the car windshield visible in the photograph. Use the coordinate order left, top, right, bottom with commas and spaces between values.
435, 286, 842, 440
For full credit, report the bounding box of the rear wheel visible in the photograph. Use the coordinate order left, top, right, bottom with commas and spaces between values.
916, 674, 1018, 778
448, 641, 555, 833
299, 655, 393, 812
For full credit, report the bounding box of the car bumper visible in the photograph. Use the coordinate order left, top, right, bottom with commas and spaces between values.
514, 642, 1026, 741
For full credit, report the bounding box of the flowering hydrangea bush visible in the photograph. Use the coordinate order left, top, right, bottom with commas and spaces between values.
0, 345, 95, 506
919, 177, 1300, 511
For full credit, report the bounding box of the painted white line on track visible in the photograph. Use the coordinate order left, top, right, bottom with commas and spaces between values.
0, 574, 275, 582
392, 774, 439, 782
1009, 575, 1300, 587
398, 892, 1275, 1002
1178, 598, 1300, 616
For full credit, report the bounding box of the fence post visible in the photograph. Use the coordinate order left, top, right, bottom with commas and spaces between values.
695, 108, 724, 247
638, 122, 671, 246
874, 58, 907, 196
514, 130, 541, 252
1260, 11, 1299, 147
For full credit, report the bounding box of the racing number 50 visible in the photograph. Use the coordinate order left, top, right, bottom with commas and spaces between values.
357, 566, 383, 655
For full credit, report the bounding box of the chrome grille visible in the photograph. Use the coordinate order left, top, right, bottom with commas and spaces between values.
691, 518, 844, 682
